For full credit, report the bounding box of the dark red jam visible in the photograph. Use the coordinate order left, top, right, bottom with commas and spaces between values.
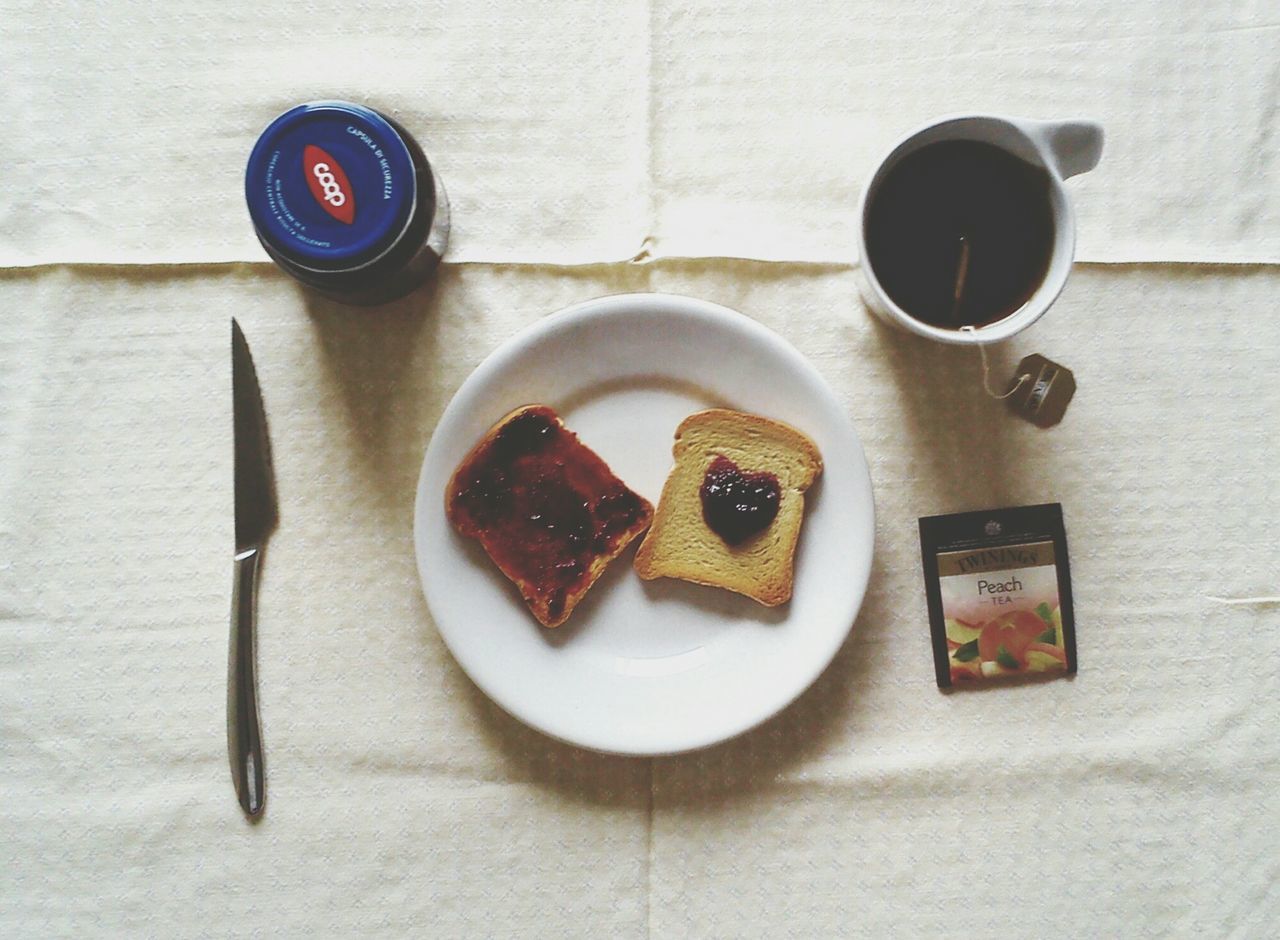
699, 456, 781, 544
448, 407, 650, 621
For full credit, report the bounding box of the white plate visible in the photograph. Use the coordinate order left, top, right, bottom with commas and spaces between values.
413, 294, 875, 755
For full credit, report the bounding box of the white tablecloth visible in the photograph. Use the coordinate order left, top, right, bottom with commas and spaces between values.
2, 2, 1278, 937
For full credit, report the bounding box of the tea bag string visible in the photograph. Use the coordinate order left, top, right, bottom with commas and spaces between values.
962, 328, 1032, 399
951, 238, 1032, 400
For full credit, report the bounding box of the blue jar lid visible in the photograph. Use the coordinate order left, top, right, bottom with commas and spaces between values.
245, 102, 418, 272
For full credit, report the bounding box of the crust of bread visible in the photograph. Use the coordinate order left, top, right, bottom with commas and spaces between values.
446, 405, 653, 628
633, 409, 821, 606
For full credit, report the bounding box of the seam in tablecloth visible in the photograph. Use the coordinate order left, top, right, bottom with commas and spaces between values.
639, 0, 657, 276
4, 259, 1280, 280
641, 14, 657, 937
645, 758, 654, 940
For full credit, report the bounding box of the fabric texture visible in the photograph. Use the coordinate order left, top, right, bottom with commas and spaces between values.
2, 1, 1278, 266
2, 2, 1278, 937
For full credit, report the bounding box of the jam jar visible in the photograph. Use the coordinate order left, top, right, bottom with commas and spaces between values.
245, 101, 449, 305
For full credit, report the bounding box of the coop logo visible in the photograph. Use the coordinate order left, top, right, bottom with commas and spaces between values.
303, 145, 355, 224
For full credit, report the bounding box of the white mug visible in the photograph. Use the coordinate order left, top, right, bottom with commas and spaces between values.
856, 114, 1104, 345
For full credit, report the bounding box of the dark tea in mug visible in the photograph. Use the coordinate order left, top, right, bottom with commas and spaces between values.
864, 140, 1055, 330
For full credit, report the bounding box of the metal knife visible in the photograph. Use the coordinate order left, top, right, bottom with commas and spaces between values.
229, 319, 278, 818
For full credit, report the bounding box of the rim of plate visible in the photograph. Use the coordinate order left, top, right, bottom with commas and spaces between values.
413, 292, 875, 755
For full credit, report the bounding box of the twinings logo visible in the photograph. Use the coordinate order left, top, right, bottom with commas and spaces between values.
937, 541, 1056, 577
956, 548, 1036, 572
303, 145, 355, 224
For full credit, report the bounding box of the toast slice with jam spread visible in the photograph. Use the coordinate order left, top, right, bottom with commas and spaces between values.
446, 405, 653, 627
633, 409, 821, 606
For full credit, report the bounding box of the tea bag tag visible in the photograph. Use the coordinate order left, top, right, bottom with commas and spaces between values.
959, 327, 1076, 428
1005, 354, 1075, 427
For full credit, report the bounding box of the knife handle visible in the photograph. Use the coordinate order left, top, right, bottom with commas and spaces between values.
228, 547, 266, 818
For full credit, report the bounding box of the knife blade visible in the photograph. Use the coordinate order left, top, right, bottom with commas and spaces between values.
230, 318, 278, 818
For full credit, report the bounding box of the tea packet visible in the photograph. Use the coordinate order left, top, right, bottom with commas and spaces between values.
919, 503, 1077, 688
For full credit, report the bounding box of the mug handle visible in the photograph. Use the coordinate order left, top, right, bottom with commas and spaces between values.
1023, 120, 1105, 180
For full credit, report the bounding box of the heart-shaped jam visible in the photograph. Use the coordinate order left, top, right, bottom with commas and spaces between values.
699, 456, 781, 544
